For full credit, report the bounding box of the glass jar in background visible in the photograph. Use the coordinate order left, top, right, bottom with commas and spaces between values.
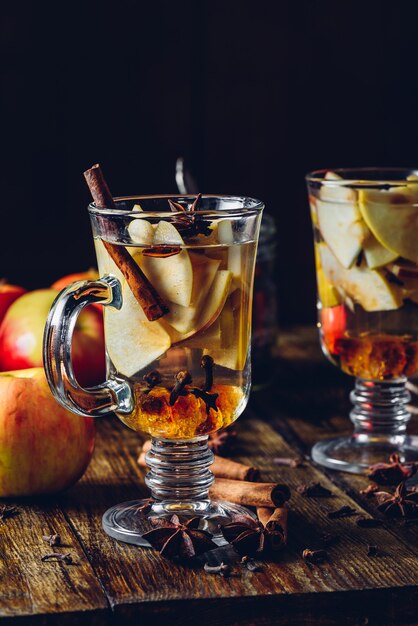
252, 213, 278, 389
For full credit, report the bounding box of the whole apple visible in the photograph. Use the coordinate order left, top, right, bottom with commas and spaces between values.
51, 268, 99, 291
0, 368, 95, 496
0, 289, 106, 387
51, 269, 102, 314
0, 281, 26, 325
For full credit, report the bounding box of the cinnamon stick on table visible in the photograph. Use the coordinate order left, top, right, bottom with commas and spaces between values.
84, 164, 168, 321
138, 440, 259, 481
209, 478, 290, 508
257, 506, 288, 549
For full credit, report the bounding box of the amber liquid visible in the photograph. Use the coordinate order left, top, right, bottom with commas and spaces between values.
95, 237, 257, 438
320, 304, 418, 380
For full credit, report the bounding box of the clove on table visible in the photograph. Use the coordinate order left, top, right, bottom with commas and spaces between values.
41, 552, 73, 565
204, 562, 231, 577
42, 533, 61, 547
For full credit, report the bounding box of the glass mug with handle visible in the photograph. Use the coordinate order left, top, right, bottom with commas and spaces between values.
43, 170, 263, 545
307, 167, 418, 474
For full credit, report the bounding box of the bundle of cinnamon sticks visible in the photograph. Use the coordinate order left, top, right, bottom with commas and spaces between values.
138, 439, 289, 551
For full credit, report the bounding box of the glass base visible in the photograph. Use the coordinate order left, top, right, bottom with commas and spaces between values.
312, 434, 418, 475
102, 498, 257, 547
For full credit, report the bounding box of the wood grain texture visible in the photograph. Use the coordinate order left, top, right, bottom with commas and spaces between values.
0, 500, 108, 624
1, 326, 418, 625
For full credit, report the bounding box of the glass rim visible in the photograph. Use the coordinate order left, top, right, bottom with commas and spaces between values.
306, 167, 418, 186
88, 194, 264, 218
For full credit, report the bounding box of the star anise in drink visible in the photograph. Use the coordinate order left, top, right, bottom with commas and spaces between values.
142, 515, 217, 559
375, 482, 418, 518
168, 194, 212, 237
221, 514, 285, 556
367, 454, 418, 485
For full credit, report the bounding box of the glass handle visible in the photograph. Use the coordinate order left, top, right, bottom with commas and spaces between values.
43, 276, 133, 418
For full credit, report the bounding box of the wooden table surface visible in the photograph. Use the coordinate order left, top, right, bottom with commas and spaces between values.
1, 328, 418, 626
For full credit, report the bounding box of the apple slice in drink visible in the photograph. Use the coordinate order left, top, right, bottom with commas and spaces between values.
314, 245, 341, 307
319, 171, 357, 203
104, 282, 171, 378
363, 231, 398, 269
218, 219, 242, 286
161, 270, 232, 344
316, 199, 369, 268
359, 188, 418, 264
205, 288, 250, 370
163, 253, 220, 334
135, 221, 193, 307
133, 221, 193, 307
319, 244, 402, 311
94, 239, 171, 375
128, 218, 154, 245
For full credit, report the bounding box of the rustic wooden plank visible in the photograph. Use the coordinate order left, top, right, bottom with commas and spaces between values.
59, 413, 418, 625
0, 498, 109, 625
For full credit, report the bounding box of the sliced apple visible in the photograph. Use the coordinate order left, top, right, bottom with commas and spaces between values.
314, 245, 341, 307
319, 171, 357, 203
189, 252, 221, 300
128, 218, 154, 245
319, 244, 403, 312
359, 188, 418, 264
133, 221, 193, 307
191, 270, 232, 334
363, 231, 398, 269
217, 219, 242, 285
104, 282, 171, 377
163, 270, 232, 344
316, 198, 369, 268
163, 253, 220, 334
153, 220, 184, 245
94, 239, 124, 280
205, 288, 250, 370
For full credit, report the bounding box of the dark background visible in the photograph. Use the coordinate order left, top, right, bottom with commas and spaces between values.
3, 0, 418, 325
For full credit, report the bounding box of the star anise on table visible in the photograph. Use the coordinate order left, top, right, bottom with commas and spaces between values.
375, 482, 418, 518
221, 514, 284, 556
208, 429, 237, 456
142, 515, 217, 559
367, 454, 418, 485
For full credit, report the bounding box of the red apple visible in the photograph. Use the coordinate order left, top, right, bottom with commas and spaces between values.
0, 289, 106, 387
0, 281, 26, 325
0, 368, 95, 496
51, 270, 102, 314
320, 304, 347, 354
51, 268, 99, 290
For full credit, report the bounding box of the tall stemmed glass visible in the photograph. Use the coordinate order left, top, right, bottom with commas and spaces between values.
43, 182, 263, 544
307, 168, 418, 474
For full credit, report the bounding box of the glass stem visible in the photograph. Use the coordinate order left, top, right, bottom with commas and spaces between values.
350, 377, 411, 440
144, 437, 215, 511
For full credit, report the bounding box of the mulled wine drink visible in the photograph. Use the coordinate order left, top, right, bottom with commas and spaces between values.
44, 175, 263, 546
306, 168, 418, 473
93, 210, 257, 439
309, 171, 418, 380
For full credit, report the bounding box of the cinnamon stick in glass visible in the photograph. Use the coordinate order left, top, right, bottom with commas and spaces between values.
84, 164, 169, 321
138, 440, 259, 481
209, 478, 290, 508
